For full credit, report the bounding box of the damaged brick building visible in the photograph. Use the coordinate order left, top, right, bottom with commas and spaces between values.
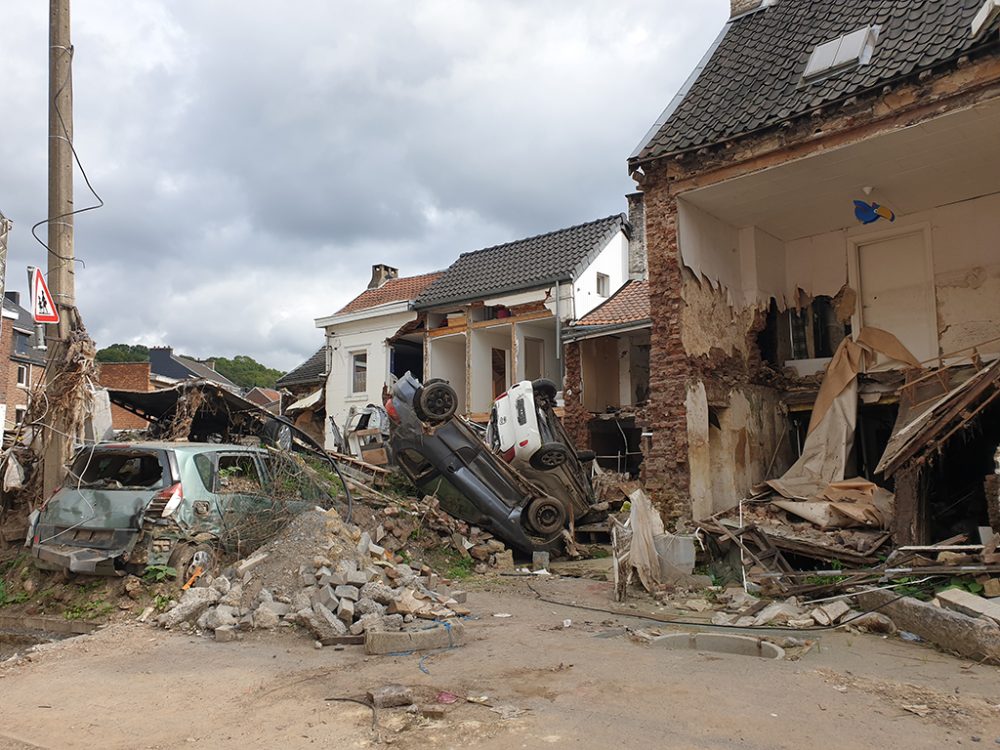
629, 0, 1000, 541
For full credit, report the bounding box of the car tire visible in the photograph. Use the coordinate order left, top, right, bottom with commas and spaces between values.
530, 442, 570, 471
262, 419, 293, 451
531, 378, 558, 409
526, 496, 567, 535
417, 381, 458, 423
576, 449, 596, 463
168, 543, 218, 587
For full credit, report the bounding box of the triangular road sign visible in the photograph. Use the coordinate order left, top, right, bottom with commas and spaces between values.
28, 266, 59, 324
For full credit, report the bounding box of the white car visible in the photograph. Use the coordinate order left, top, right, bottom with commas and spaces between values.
491, 380, 570, 470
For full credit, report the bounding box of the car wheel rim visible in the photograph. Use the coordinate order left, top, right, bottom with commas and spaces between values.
540, 450, 565, 468
189, 550, 212, 577
427, 389, 454, 417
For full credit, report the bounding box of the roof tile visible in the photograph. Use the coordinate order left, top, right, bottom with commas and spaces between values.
415, 215, 628, 309
336, 272, 442, 315
633, 0, 997, 162
572, 279, 650, 327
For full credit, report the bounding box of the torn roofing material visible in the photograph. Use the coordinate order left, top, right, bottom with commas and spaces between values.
414, 214, 628, 310
276, 345, 328, 388
631, 0, 999, 164
876, 358, 1000, 477
334, 271, 443, 316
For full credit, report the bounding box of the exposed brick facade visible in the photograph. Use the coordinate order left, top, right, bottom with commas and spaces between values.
0, 314, 45, 430
560, 340, 589, 451
639, 178, 692, 521
97, 362, 152, 430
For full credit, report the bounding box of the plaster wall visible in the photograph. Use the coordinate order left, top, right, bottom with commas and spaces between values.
573, 233, 629, 319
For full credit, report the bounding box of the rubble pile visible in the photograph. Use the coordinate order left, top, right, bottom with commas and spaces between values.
154, 508, 470, 645
696, 586, 896, 633
371, 495, 514, 570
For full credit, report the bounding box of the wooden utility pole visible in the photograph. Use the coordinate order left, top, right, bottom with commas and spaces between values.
43, 0, 75, 496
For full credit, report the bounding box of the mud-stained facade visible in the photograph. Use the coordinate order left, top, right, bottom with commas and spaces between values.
630, 0, 1000, 523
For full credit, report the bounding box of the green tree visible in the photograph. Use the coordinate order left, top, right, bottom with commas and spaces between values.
95, 344, 150, 363
211, 355, 285, 389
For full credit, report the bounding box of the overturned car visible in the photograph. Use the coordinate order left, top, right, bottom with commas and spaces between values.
385, 373, 603, 554
29, 442, 329, 579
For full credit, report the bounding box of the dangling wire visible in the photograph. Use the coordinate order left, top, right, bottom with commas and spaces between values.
30, 44, 103, 268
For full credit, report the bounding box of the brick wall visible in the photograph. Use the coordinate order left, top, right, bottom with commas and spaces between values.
97, 362, 152, 430
560, 340, 590, 451
640, 176, 693, 521
0, 317, 45, 429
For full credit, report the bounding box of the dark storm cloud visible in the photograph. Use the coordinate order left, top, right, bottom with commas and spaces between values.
0, 0, 728, 369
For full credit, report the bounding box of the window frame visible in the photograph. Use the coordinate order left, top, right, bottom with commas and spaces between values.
596, 272, 610, 298
350, 350, 368, 395
16, 365, 27, 388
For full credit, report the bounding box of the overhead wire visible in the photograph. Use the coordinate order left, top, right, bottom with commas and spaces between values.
30, 44, 103, 268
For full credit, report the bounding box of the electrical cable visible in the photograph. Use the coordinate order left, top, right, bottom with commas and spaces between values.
524, 578, 943, 634
31, 44, 103, 267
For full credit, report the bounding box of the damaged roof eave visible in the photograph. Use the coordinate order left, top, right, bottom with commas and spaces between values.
315, 299, 414, 329
563, 319, 652, 342
414, 277, 573, 312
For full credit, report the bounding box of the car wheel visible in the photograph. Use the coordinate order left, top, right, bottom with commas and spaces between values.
576, 449, 596, 463
531, 378, 558, 409
418, 381, 458, 423
526, 497, 567, 535
262, 419, 293, 451
530, 442, 570, 470
167, 543, 217, 587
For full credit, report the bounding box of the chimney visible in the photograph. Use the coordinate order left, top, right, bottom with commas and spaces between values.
626, 192, 647, 280
4, 291, 20, 306
204, 359, 216, 371
368, 264, 398, 289
730, 0, 763, 16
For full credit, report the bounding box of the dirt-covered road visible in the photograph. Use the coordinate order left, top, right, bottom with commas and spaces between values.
2, 577, 999, 749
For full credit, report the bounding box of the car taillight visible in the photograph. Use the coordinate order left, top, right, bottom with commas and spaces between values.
501, 447, 515, 463
518, 439, 529, 447
156, 483, 184, 517
385, 399, 400, 423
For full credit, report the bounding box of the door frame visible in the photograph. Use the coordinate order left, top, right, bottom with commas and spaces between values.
846, 221, 938, 368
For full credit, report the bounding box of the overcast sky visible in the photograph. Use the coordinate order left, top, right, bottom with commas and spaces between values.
1, 1, 728, 370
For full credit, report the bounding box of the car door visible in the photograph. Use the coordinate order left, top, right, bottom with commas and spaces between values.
209, 451, 276, 554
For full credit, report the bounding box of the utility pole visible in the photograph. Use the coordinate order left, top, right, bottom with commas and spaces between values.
42, 0, 75, 496
0, 211, 10, 317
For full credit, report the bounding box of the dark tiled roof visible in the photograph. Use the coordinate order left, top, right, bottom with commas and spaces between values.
572, 279, 650, 327
4, 298, 48, 366
276, 345, 327, 387
335, 272, 443, 315
174, 354, 238, 388
415, 215, 628, 309
633, 0, 999, 162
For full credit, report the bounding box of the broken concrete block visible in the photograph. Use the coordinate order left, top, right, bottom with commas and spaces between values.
420, 705, 447, 720
356, 598, 387, 617
494, 550, 514, 570
258, 600, 290, 617
214, 625, 241, 642
847, 611, 896, 634
202, 604, 238, 631
752, 601, 802, 627
312, 603, 349, 636
218, 583, 243, 609
236, 551, 268, 576
936, 588, 1000, 625
336, 559, 358, 575
157, 587, 221, 628
253, 607, 281, 630
859, 590, 1000, 662
469, 545, 490, 561
292, 589, 314, 612
336, 598, 355, 624
450, 590, 467, 604
984, 579, 1000, 598
532, 551, 549, 571
366, 684, 413, 708
335, 585, 360, 602
314, 585, 339, 610
819, 600, 851, 624
365, 620, 465, 655
210, 576, 231, 597
360, 582, 397, 605
315, 566, 333, 584
346, 570, 369, 588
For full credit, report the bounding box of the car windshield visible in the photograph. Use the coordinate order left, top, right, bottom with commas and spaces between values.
65, 450, 168, 490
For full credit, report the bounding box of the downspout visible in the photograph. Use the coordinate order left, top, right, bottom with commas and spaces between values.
555, 280, 564, 383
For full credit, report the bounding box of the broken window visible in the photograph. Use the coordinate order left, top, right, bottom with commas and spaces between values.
758, 296, 848, 368
351, 351, 368, 394
67, 450, 168, 490
215, 454, 264, 494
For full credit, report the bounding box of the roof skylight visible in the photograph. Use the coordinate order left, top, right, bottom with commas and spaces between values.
804, 25, 880, 81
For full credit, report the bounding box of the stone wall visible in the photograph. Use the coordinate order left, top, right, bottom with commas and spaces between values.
640, 177, 693, 520
560, 340, 590, 451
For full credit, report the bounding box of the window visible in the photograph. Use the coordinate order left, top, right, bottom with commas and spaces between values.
351, 351, 368, 394
16, 365, 27, 387
14, 407, 26, 427
214, 454, 264, 494
66, 450, 167, 490
804, 26, 879, 80
596, 273, 610, 297
13, 332, 29, 356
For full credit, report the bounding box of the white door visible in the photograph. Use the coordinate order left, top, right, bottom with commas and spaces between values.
856, 230, 937, 367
